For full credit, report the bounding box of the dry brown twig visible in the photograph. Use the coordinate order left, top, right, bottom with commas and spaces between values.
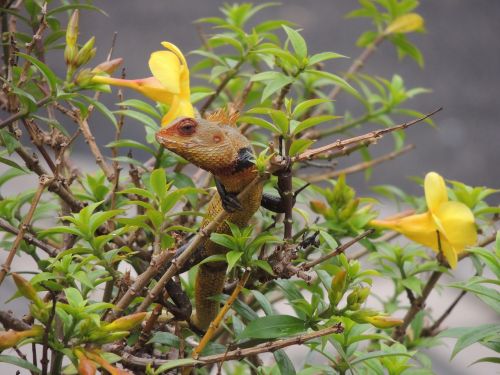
0, 175, 51, 285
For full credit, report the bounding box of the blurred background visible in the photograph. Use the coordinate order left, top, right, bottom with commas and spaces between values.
71, 0, 499, 197
1, 1, 499, 374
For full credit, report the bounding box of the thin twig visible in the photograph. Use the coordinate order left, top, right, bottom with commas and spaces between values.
0, 218, 57, 256
295, 108, 441, 163
119, 323, 344, 369
301, 230, 374, 270
302, 144, 414, 183
0, 175, 50, 285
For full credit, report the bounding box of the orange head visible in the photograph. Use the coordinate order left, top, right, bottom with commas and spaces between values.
155, 117, 254, 175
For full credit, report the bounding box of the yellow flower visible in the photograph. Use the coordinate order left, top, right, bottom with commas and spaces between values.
371, 172, 477, 268
91, 41, 194, 126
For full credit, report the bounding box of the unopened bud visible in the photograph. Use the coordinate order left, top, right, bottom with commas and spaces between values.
339, 198, 359, 220
103, 312, 147, 332
75, 69, 95, 86
12, 273, 43, 308
357, 286, 370, 304
329, 270, 347, 306
346, 289, 359, 307
75, 37, 96, 67
66, 10, 79, 47
78, 357, 97, 375
364, 315, 403, 329
64, 44, 78, 66
0, 325, 43, 350
310, 200, 328, 215
92, 58, 123, 74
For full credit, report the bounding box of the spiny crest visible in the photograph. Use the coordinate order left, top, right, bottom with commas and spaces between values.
205, 106, 240, 127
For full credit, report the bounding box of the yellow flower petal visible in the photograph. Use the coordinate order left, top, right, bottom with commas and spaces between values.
148, 51, 181, 94
161, 41, 186, 66
433, 201, 477, 252
424, 172, 448, 213
91, 76, 174, 104
371, 212, 438, 250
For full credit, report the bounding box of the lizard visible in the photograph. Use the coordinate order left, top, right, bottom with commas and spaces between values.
155, 109, 287, 331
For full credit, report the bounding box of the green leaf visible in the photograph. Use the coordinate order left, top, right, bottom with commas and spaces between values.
226, 250, 243, 273
470, 357, 500, 366
115, 109, 158, 129
47, 4, 108, 17
0, 156, 27, 171
17, 52, 57, 94
262, 75, 295, 102
308, 51, 347, 65
289, 139, 314, 156
238, 315, 306, 340
350, 351, 412, 365
78, 96, 117, 128
283, 25, 307, 60
106, 139, 156, 155
147, 332, 180, 348
0, 355, 41, 373
274, 349, 296, 375
150, 168, 167, 198
450, 323, 500, 359
117, 99, 160, 119
154, 359, 200, 374
292, 115, 339, 135
252, 290, 274, 315
64, 287, 85, 308
239, 115, 280, 134
292, 98, 331, 118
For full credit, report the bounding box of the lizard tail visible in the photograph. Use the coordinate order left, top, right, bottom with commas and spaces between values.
192, 263, 227, 330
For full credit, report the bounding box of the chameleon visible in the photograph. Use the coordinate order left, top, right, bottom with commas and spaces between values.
155, 109, 286, 330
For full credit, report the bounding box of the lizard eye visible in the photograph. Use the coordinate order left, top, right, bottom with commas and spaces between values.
177, 118, 197, 136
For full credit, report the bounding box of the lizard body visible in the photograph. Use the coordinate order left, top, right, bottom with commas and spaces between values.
156, 113, 263, 330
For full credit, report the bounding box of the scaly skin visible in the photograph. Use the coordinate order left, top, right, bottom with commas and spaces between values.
155, 114, 262, 330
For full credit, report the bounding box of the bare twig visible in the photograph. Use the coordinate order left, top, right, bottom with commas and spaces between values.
301, 230, 374, 270
119, 323, 344, 369
295, 108, 441, 163
0, 175, 50, 285
0, 218, 57, 256
302, 144, 414, 183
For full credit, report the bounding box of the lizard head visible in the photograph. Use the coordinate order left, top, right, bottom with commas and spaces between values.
155, 117, 254, 175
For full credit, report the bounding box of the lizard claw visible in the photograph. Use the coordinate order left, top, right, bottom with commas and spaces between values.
221, 192, 243, 212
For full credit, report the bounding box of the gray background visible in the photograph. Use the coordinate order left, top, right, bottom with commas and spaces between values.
72, 0, 500, 196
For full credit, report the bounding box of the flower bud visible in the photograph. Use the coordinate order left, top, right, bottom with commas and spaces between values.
364, 315, 403, 329
78, 357, 97, 375
89, 330, 129, 344
66, 10, 79, 47
76, 37, 96, 67
356, 286, 371, 304
384, 13, 424, 35
0, 325, 43, 350
346, 288, 359, 307
329, 270, 347, 306
12, 273, 43, 308
75, 69, 95, 86
65, 44, 79, 67
92, 58, 123, 74
339, 198, 359, 220
103, 312, 147, 332
310, 200, 328, 215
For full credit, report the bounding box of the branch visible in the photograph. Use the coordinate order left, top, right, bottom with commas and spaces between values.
301, 229, 374, 270
302, 144, 414, 183
119, 323, 344, 369
294, 108, 441, 163
0, 175, 50, 285
0, 218, 57, 256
